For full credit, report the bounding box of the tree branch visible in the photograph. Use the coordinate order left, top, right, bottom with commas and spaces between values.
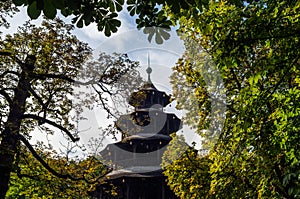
19, 135, 110, 184
0, 51, 11, 56
22, 114, 79, 142
0, 89, 12, 105
95, 82, 112, 95
91, 85, 116, 118
18, 134, 111, 184
0, 70, 19, 79
0, 50, 24, 66
28, 86, 45, 108
33, 73, 96, 86
19, 134, 76, 179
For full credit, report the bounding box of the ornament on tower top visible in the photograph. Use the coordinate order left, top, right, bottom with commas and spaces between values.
146, 53, 152, 83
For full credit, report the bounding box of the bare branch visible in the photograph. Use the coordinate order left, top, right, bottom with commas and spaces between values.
0, 51, 11, 56
22, 114, 79, 142
33, 73, 96, 85
28, 86, 45, 107
91, 85, 116, 118
18, 134, 84, 181
28, 85, 56, 123
95, 82, 112, 95
0, 70, 19, 79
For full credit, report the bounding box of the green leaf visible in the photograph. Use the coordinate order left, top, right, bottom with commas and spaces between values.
115, 0, 124, 12
27, 1, 41, 19
127, 5, 136, 16
109, 13, 118, 18
36, 0, 44, 10
111, 19, 121, 28
76, 18, 83, 28
97, 23, 104, 31
13, 0, 26, 6
52, 0, 65, 9
108, 1, 115, 12
160, 29, 170, 40
60, 8, 69, 17
110, 25, 118, 33
144, 27, 155, 43
43, 0, 57, 19
83, 11, 93, 26
104, 23, 111, 37
155, 32, 163, 44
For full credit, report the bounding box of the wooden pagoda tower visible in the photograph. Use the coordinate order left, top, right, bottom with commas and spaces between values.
91, 58, 181, 199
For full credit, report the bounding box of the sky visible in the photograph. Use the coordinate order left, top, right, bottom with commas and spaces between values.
0, 7, 204, 157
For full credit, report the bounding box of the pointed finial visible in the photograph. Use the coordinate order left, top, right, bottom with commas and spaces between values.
146, 52, 152, 83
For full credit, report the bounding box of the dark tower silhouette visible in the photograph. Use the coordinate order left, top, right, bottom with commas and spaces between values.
92, 56, 181, 199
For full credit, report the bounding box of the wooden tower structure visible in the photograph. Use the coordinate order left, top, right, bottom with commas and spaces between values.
91, 57, 181, 199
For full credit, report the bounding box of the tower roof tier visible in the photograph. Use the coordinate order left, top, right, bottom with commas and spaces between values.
128, 83, 171, 109
100, 137, 170, 167
115, 110, 182, 136
123, 133, 171, 142
104, 166, 163, 180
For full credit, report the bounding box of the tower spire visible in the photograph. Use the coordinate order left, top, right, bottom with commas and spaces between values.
146, 52, 152, 83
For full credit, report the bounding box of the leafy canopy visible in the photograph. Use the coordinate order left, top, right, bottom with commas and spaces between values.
165, 0, 300, 198
10, 0, 172, 39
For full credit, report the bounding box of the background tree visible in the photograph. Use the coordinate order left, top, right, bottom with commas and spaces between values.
0, 18, 140, 198
6, 144, 108, 199
164, 0, 300, 198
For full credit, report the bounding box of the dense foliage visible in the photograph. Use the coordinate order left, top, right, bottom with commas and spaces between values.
165, 0, 300, 198
162, 134, 212, 199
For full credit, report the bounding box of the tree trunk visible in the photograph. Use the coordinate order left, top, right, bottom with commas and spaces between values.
0, 61, 34, 199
